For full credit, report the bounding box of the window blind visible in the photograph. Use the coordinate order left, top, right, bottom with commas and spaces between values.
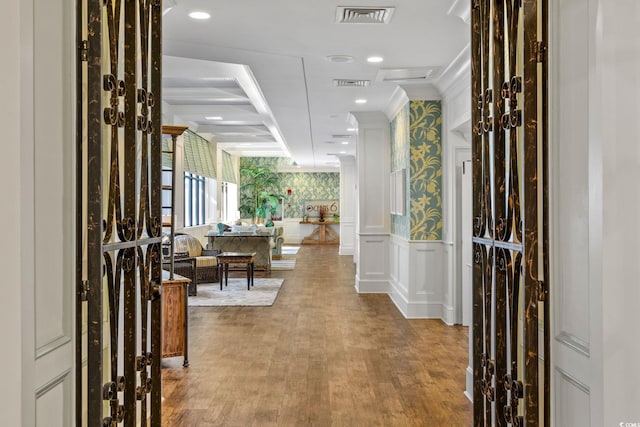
221, 150, 237, 184
183, 130, 217, 179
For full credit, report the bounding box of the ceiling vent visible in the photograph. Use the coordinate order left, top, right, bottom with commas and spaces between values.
331, 134, 352, 139
336, 7, 396, 24
333, 79, 371, 87
376, 67, 441, 83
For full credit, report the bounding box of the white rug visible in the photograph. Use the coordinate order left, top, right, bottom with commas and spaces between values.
188, 278, 284, 307
282, 246, 300, 255
271, 258, 296, 271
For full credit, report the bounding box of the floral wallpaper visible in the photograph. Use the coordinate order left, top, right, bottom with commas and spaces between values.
410, 100, 442, 240
240, 157, 294, 169
239, 157, 339, 219
390, 103, 410, 239
279, 173, 340, 218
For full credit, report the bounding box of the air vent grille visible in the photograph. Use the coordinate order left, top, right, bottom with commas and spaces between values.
333, 79, 371, 87
336, 7, 396, 24
331, 134, 352, 139
375, 67, 441, 83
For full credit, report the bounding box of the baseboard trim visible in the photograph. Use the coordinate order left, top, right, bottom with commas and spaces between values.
339, 246, 354, 256
442, 304, 456, 325
465, 366, 473, 402
355, 276, 389, 293
389, 286, 444, 319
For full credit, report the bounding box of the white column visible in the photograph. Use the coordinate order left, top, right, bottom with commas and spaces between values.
338, 155, 356, 257
352, 112, 391, 293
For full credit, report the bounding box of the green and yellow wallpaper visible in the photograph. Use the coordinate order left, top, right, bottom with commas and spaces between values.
409, 100, 442, 240
390, 103, 410, 239
239, 157, 340, 219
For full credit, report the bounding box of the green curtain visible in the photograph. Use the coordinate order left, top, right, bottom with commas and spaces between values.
183, 129, 216, 179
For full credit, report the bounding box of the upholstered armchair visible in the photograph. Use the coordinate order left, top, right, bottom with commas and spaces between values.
173, 233, 219, 295
271, 226, 285, 259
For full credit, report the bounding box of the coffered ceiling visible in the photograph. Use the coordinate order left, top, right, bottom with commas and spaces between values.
162, 0, 470, 170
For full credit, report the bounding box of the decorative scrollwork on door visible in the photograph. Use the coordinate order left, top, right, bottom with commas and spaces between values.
471, 0, 549, 425
77, 1, 163, 425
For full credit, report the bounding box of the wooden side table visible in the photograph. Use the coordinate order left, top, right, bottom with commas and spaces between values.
216, 252, 257, 290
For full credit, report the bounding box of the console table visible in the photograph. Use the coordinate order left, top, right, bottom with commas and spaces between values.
300, 221, 340, 245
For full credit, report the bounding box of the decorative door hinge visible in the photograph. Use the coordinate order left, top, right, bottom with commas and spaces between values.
535, 41, 547, 63
79, 40, 89, 62
79, 280, 90, 301
538, 280, 547, 301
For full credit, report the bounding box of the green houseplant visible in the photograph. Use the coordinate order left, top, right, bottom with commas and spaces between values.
239, 164, 283, 225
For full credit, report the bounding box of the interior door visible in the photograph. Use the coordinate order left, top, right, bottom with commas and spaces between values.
30, 0, 75, 425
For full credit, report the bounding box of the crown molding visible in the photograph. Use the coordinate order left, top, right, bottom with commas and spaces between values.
447, 0, 471, 24
434, 44, 471, 95
384, 86, 409, 121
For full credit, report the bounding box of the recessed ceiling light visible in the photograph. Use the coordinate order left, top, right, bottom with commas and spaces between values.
205, 116, 223, 120
347, 127, 357, 132
189, 11, 211, 20
326, 55, 354, 63
341, 141, 349, 145
367, 56, 384, 63
340, 151, 347, 154
355, 99, 367, 104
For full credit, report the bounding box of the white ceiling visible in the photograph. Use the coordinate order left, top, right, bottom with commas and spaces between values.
162, 0, 470, 171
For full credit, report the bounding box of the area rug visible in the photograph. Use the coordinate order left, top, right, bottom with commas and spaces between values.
271, 258, 296, 271
188, 278, 284, 307
282, 246, 300, 255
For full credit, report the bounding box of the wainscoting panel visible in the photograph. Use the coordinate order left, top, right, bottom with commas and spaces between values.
36, 378, 68, 427
355, 234, 389, 293
553, 369, 590, 427
389, 237, 444, 319
339, 221, 355, 256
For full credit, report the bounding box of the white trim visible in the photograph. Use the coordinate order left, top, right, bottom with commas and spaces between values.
435, 44, 471, 96
355, 276, 389, 293
384, 86, 409, 121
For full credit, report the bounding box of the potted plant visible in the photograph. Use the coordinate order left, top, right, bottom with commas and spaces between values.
239, 164, 283, 225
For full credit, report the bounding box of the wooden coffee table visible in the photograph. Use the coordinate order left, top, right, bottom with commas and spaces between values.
216, 252, 257, 290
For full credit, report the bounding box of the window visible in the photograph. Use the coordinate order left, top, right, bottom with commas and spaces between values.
184, 172, 206, 227
220, 181, 238, 222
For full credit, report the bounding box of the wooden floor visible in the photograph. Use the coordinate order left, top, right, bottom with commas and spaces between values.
161, 245, 472, 426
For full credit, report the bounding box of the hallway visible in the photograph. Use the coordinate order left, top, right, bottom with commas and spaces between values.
161, 245, 472, 426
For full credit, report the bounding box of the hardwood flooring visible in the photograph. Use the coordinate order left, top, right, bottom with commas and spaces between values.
161, 245, 472, 426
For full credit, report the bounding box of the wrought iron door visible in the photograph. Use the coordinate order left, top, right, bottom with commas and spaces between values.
471, 0, 549, 425
76, 0, 163, 425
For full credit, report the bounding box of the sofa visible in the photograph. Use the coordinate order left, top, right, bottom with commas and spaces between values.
271, 227, 285, 259
206, 231, 274, 273
172, 233, 219, 295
